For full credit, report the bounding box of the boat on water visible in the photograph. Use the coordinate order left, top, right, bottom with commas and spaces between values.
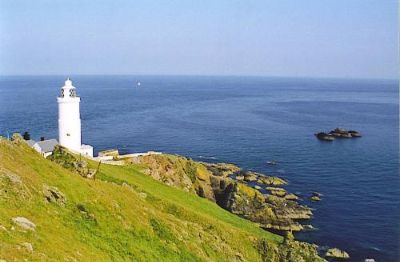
266, 160, 277, 165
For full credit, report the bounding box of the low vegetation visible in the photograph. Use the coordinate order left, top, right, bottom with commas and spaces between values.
0, 135, 323, 261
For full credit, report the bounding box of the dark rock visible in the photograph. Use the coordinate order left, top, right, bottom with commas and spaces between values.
315, 132, 335, 141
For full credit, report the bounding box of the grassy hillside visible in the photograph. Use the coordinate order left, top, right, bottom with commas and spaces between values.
0, 137, 322, 261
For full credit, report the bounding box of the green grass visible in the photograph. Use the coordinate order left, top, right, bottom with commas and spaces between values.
0, 138, 282, 261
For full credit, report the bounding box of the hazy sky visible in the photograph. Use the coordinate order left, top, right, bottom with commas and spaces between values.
0, 0, 397, 78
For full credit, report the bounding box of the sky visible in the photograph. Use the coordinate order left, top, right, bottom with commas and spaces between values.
0, 0, 398, 79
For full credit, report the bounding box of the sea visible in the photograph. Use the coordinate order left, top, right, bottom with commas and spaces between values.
0, 75, 398, 261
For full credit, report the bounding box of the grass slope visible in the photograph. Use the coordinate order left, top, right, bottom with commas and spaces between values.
0, 138, 282, 261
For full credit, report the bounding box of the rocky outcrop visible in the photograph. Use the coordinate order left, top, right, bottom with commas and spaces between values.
12, 217, 36, 231
201, 162, 240, 177
267, 187, 287, 197
325, 248, 350, 259
257, 238, 321, 262
131, 154, 312, 232
215, 182, 311, 232
48, 146, 97, 179
43, 185, 66, 206
316, 128, 362, 141
257, 175, 287, 186
285, 193, 299, 201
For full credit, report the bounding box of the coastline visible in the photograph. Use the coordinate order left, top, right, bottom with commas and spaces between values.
95, 148, 349, 260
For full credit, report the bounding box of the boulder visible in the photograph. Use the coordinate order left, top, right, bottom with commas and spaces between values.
201, 162, 241, 177
257, 176, 287, 186
243, 172, 258, 182
267, 187, 287, 197
325, 248, 350, 259
12, 217, 36, 231
310, 195, 321, 201
43, 185, 66, 206
284, 194, 299, 201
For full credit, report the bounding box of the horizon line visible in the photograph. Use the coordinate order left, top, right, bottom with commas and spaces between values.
0, 73, 397, 82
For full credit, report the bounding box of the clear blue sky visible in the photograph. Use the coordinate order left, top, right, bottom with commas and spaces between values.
0, 0, 397, 78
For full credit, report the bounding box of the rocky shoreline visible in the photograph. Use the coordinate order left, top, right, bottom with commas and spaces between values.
126, 153, 351, 260
128, 154, 315, 232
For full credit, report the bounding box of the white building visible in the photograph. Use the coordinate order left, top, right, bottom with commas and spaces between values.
57, 78, 93, 157
32, 139, 58, 158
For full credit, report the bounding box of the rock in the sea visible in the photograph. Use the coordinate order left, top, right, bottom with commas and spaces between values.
315, 132, 335, 141
12, 217, 36, 231
325, 128, 362, 139
284, 194, 299, 201
267, 187, 287, 197
43, 185, 66, 206
348, 130, 362, 137
243, 172, 258, 182
325, 248, 350, 259
254, 185, 262, 190
310, 195, 321, 201
312, 191, 322, 197
257, 175, 287, 186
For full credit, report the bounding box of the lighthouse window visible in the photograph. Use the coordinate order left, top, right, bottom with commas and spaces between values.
69, 89, 77, 97
66, 133, 70, 136
61, 89, 64, 97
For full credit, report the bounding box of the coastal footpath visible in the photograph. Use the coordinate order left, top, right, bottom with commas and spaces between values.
0, 135, 324, 261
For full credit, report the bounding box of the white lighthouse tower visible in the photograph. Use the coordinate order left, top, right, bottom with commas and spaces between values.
57, 78, 93, 157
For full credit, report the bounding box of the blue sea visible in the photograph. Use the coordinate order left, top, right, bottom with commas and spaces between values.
0, 75, 398, 261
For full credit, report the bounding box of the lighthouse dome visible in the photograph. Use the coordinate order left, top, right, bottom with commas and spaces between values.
60, 77, 77, 98
65, 77, 73, 87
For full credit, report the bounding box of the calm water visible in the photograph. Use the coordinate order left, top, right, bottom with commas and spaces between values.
0, 75, 398, 261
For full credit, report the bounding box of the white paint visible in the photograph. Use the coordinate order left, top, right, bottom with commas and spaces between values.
81, 144, 94, 157
57, 78, 93, 157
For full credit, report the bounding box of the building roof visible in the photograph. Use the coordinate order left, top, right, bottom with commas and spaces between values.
35, 139, 58, 153
25, 139, 36, 147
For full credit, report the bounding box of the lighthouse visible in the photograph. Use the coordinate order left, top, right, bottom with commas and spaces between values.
57, 78, 93, 157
